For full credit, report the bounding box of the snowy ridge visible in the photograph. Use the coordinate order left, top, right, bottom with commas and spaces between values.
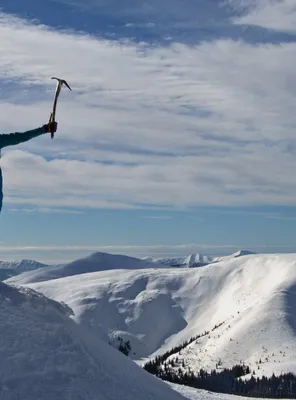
144, 253, 213, 267
0, 249, 254, 283
0, 259, 50, 281
8, 252, 296, 379
212, 250, 256, 263
143, 250, 255, 267
7, 251, 163, 284
0, 259, 49, 271
0, 281, 186, 400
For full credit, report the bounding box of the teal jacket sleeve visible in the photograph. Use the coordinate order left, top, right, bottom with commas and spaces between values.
0, 126, 47, 149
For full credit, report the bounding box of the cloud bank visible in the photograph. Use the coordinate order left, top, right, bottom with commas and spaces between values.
230, 0, 296, 34
0, 3, 296, 211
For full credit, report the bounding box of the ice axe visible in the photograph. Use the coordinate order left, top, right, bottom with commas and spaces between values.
48, 77, 72, 139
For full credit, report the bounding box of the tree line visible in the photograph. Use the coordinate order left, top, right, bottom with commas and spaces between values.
143, 325, 296, 398
143, 360, 296, 397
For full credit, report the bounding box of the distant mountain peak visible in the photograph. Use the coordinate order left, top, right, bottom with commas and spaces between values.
144, 250, 256, 268
6, 251, 163, 285
143, 253, 213, 268
232, 249, 255, 257
0, 259, 48, 270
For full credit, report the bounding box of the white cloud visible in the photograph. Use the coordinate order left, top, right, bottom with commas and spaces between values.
7, 207, 83, 215
229, 0, 296, 34
125, 23, 156, 28
0, 242, 291, 254
0, 11, 296, 210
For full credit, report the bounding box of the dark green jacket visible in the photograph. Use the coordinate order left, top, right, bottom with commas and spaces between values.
0, 126, 47, 212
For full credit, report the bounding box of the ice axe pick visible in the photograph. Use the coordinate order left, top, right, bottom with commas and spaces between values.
48, 77, 72, 139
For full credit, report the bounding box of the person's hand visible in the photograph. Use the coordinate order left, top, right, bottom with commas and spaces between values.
43, 121, 58, 133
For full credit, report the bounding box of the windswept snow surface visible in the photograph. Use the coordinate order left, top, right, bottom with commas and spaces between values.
0, 281, 187, 400
7, 251, 162, 284
7, 253, 296, 378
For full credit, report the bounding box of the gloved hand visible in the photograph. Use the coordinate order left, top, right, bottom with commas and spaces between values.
43, 121, 58, 133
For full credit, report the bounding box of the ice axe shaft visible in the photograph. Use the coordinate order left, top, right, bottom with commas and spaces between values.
49, 77, 72, 139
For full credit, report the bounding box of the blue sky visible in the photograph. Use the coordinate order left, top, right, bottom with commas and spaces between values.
0, 0, 296, 263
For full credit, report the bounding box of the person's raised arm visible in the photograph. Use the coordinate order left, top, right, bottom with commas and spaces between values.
0, 122, 57, 149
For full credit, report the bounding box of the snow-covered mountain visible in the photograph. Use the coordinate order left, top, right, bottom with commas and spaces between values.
0, 249, 255, 283
0, 280, 186, 400
7, 252, 296, 379
0, 259, 50, 281
0, 259, 49, 271
144, 250, 255, 267
6, 251, 163, 284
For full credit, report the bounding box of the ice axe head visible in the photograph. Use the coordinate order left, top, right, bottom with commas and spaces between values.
51, 77, 72, 92
48, 77, 72, 138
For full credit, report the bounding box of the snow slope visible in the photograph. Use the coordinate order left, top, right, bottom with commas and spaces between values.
0, 281, 187, 400
7, 253, 296, 379
7, 252, 162, 284
167, 383, 291, 400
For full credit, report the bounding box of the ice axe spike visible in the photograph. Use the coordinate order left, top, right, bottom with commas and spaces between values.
48, 77, 72, 139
